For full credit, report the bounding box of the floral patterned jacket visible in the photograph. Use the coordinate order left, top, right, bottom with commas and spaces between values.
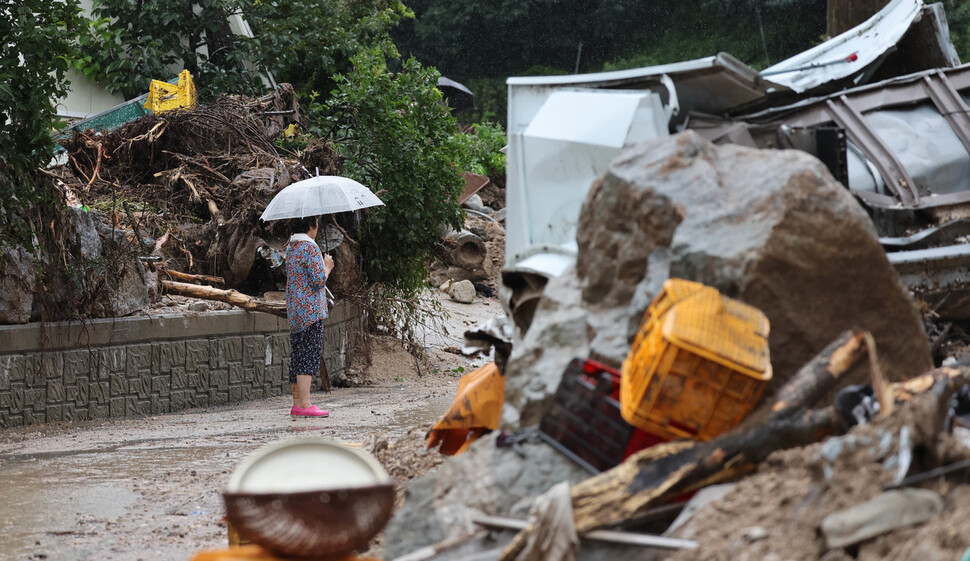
285, 233, 328, 333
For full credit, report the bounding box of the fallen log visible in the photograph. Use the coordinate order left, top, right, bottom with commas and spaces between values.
501, 346, 970, 561
162, 280, 286, 317
770, 329, 868, 413
161, 269, 226, 285
500, 330, 873, 561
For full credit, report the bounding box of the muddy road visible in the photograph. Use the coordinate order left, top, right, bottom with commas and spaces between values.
0, 296, 500, 561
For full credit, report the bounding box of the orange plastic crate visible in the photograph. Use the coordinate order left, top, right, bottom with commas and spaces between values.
620, 279, 772, 441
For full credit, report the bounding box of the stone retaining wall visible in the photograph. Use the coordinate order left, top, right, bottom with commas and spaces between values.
0, 303, 361, 428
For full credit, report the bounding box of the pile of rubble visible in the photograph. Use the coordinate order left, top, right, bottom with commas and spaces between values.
382, 132, 970, 561
382, 9, 970, 558
0, 81, 510, 325
0, 85, 319, 323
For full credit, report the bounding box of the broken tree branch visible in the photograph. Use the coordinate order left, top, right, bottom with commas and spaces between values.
500, 330, 876, 561
162, 280, 285, 317
500, 407, 841, 561
160, 269, 225, 285
770, 329, 869, 413
864, 331, 893, 418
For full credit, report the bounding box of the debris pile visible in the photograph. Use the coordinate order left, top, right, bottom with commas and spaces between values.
0, 84, 380, 324
384, 131, 970, 561
433, 205, 507, 302
501, 132, 932, 430
56, 84, 351, 295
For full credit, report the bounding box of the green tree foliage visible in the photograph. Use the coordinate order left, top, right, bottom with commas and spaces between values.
79, 0, 259, 99
394, 0, 827, 125
397, 0, 825, 79
326, 46, 467, 291
453, 123, 506, 177
249, 0, 410, 96
943, 0, 970, 62
0, 0, 81, 241
78, 0, 410, 101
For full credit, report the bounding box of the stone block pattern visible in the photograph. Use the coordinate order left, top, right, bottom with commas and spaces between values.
0, 307, 360, 428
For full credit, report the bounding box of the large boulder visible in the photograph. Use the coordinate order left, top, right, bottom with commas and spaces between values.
20, 209, 154, 322
504, 132, 932, 428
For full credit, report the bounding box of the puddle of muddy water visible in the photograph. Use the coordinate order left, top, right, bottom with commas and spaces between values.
383, 392, 455, 436
0, 445, 233, 561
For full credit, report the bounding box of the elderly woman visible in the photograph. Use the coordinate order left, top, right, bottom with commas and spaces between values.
286, 215, 334, 417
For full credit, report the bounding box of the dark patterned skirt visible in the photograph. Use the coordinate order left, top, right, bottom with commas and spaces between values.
288, 320, 323, 383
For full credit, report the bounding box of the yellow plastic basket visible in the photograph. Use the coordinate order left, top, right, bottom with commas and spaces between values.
620, 279, 772, 441
144, 69, 197, 113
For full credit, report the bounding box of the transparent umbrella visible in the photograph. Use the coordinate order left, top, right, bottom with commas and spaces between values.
260, 176, 384, 222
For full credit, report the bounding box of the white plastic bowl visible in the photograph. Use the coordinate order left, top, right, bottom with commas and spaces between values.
226, 437, 389, 494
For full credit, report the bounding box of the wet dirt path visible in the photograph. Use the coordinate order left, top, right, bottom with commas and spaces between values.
0, 382, 458, 561
0, 296, 500, 561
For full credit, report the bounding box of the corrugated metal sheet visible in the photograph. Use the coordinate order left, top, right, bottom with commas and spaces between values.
763, 0, 923, 93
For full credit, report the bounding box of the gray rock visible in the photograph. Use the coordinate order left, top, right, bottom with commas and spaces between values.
99, 258, 151, 317
450, 279, 476, 304
383, 433, 589, 559
69, 208, 103, 261
587, 132, 931, 398
463, 194, 485, 211
503, 270, 589, 428
502, 131, 931, 430
51, 209, 154, 320
742, 526, 769, 542
820, 489, 943, 549
189, 301, 209, 312
0, 245, 36, 324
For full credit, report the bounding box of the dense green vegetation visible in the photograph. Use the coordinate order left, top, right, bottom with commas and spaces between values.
393, 0, 830, 125
3, 0, 503, 294
0, 0, 81, 243
12, 0, 970, 290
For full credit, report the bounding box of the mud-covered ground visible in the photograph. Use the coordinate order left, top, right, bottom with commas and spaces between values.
0, 295, 500, 561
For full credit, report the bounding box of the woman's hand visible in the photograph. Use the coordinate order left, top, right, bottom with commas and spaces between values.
323, 253, 335, 276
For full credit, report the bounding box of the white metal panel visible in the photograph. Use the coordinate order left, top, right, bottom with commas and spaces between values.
763, 0, 923, 93
508, 53, 773, 118
524, 91, 654, 148
507, 57, 722, 87
507, 91, 668, 264
510, 252, 578, 279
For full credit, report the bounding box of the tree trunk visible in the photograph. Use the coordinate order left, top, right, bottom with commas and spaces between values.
827, 0, 891, 36
161, 280, 286, 317
498, 331, 873, 561
160, 269, 225, 285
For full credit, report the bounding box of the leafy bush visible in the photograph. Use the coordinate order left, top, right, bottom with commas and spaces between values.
326, 45, 466, 292
78, 0, 411, 102
78, 0, 259, 100
0, 0, 81, 243
452, 123, 506, 177
459, 77, 506, 127
250, 0, 411, 97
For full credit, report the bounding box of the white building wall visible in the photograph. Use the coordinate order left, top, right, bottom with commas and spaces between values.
56, 0, 126, 119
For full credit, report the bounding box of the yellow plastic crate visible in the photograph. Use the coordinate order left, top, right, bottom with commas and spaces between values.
144, 69, 197, 113
620, 279, 772, 441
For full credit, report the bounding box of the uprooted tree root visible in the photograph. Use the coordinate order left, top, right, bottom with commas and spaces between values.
52, 89, 349, 294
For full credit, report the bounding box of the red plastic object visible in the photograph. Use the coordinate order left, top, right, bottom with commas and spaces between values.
541, 358, 668, 472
